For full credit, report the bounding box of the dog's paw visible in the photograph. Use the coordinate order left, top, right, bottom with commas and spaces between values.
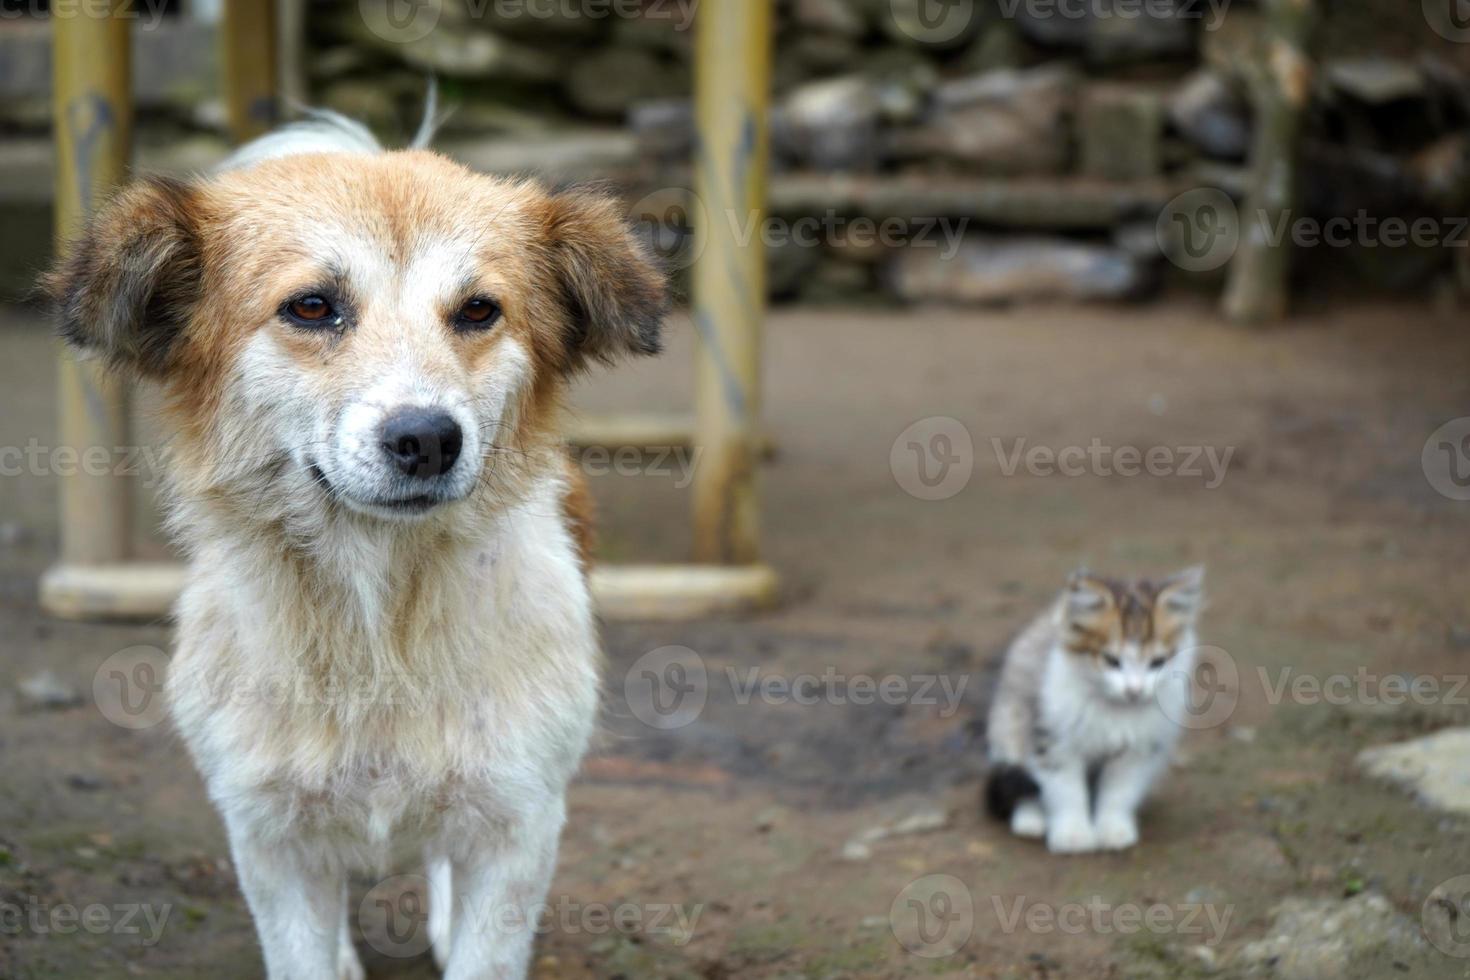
1046, 818, 1097, 854
1010, 801, 1047, 839
338, 945, 366, 980
1094, 813, 1139, 851
430, 914, 452, 973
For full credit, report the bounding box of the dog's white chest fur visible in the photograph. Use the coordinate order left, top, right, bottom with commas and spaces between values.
167, 484, 598, 862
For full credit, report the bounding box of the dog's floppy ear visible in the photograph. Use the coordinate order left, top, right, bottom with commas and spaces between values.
43, 176, 203, 378
540, 187, 669, 370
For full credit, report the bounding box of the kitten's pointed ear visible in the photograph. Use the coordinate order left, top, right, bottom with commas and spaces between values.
539, 186, 669, 371
1065, 569, 1113, 621
43, 176, 203, 378
1158, 565, 1206, 620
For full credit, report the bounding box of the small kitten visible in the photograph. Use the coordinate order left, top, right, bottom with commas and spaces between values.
984, 567, 1205, 854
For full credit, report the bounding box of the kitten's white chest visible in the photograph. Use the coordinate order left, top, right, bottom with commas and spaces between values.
1040, 653, 1186, 762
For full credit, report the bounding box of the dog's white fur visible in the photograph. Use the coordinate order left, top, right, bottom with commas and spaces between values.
51, 108, 667, 978
180, 119, 595, 980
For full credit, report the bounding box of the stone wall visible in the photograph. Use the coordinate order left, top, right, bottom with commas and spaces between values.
1, 0, 1467, 306
313, 0, 1470, 307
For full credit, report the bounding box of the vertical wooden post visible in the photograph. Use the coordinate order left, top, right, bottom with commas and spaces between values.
1222, 0, 1319, 324
50, 2, 133, 573
222, 0, 278, 143
691, 0, 772, 565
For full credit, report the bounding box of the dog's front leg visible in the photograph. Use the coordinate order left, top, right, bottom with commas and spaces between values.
227, 823, 345, 980
443, 798, 566, 980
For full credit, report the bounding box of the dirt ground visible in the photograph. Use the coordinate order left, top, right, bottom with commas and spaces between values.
3, 295, 1470, 979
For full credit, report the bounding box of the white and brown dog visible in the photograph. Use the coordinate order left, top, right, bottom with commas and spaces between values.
46, 111, 667, 978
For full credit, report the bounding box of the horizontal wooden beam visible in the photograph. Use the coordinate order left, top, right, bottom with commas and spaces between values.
566, 412, 775, 457
41, 561, 779, 623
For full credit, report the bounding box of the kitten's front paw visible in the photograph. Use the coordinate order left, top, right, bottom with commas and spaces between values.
1011, 800, 1047, 839
1046, 819, 1097, 854
1094, 814, 1139, 851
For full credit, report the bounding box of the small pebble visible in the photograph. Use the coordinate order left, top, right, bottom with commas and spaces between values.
17, 670, 83, 710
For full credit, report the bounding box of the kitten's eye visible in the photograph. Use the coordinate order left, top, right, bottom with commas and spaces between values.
1103, 654, 1122, 669
1149, 657, 1169, 670
283, 295, 335, 327
456, 298, 502, 330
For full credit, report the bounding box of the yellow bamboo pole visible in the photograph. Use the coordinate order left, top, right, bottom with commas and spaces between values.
691, 0, 772, 565
50, 2, 133, 573
222, 0, 278, 143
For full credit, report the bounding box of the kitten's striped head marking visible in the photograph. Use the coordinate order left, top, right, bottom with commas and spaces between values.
1062, 566, 1205, 704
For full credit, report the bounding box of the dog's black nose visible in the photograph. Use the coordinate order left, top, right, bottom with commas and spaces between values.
379, 409, 463, 478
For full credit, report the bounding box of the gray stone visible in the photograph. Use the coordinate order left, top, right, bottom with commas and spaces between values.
777, 34, 866, 91
17, 670, 82, 711
348, 12, 559, 81
1010, 0, 1194, 65
1233, 894, 1425, 980
445, 0, 600, 40
958, 19, 1027, 74
841, 802, 951, 858
1410, 135, 1470, 211
564, 47, 685, 120
769, 173, 1177, 231
793, 0, 869, 37
1079, 84, 1167, 180
611, 8, 695, 59
1327, 58, 1426, 105
630, 99, 696, 164
774, 75, 884, 172
900, 66, 1076, 175
767, 238, 825, 302
879, 0, 986, 49
1170, 70, 1253, 160
885, 236, 1147, 305
1357, 728, 1470, 816
443, 131, 641, 183
1201, 7, 1261, 76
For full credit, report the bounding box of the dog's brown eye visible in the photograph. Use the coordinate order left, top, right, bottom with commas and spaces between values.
456, 298, 501, 329
286, 295, 333, 325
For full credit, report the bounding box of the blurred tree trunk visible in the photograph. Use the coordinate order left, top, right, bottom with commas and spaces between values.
1222, 0, 1320, 325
